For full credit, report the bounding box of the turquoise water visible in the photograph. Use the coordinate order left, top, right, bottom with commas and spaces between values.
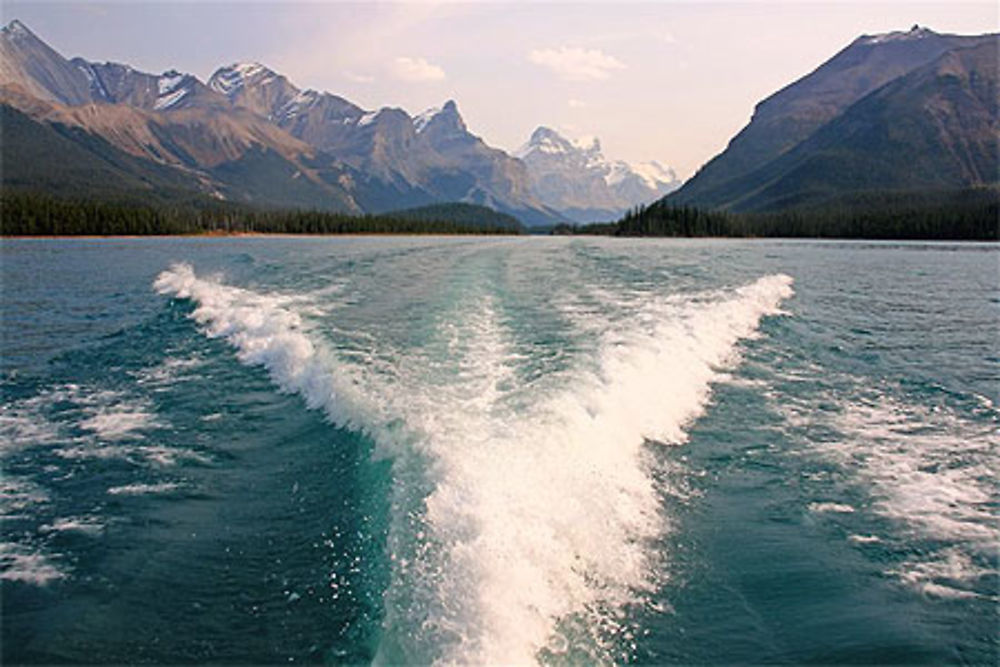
1, 237, 996, 664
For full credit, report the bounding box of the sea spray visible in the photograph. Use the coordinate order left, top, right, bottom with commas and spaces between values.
155, 263, 794, 664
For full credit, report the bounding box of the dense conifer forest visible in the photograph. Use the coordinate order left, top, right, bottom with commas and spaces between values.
2, 188, 995, 240
558, 188, 999, 240
0, 192, 522, 236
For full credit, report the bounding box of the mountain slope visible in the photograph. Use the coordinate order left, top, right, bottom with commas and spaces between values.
0, 103, 207, 200
207, 65, 560, 223
0, 21, 362, 212
0, 20, 94, 105
667, 27, 998, 212
0, 21, 562, 223
0, 84, 361, 212
717, 38, 998, 211
670, 26, 996, 208
517, 126, 680, 222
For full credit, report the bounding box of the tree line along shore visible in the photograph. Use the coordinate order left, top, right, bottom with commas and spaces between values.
1, 189, 996, 240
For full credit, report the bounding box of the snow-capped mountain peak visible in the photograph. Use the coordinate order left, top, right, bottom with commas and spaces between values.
515, 126, 575, 158
413, 105, 441, 133
209, 61, 278, 96
412, 99, 466, 136
517, 125, 680, 222
572, 134, 600, 153
628, 160, 679, 190
860, 25, 935, 45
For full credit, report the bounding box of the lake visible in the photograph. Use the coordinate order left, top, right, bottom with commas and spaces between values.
1, 236, 996, 664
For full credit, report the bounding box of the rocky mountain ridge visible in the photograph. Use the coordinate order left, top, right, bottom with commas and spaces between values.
668, 25, 998, 211
516, 126, 680, 222
2, 20, 682, 224
0, 20, 569, 222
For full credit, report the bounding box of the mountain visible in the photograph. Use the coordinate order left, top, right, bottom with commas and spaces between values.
0, 21, 560, 224
0, 19, 93, 105
516, 126, 680, 222
0, 103, 207, 201
207, 62, 557, 222
0, 21, 361, 211
669, 26, 998, 211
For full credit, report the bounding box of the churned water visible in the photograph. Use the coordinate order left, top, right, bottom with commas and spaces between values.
1, 237, 996, 664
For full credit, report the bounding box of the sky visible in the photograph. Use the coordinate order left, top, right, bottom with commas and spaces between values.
3, 1, 996, 178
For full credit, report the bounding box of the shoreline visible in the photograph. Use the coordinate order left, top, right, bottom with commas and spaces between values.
2, 234, 996, 243
0, 232, 524, 240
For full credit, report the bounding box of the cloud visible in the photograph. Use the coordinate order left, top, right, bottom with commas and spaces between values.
529, 47, 625, 81
568, 98, 587, 108
392, 56, 446, 82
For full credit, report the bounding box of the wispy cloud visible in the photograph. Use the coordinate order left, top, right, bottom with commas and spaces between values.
568, 98, 587, 108
529, 47, 625, 81
392, 56, 446, 82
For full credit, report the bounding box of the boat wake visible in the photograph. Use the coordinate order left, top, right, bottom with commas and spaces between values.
155, 263, 793, 663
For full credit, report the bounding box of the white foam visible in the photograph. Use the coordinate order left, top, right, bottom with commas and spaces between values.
2, 384, 162, 447
138, 445, 211, 467
107, 482, 181, 496
39, 516, 105, 536
0, 385, 78, 455
0, 542, 66, 585
80, 409, 157, 440
835, 399, 997, 546
155, 263, 793, 663
71, 389, 161, 441
0, 477, 50, 519
154, 264, 380, 432
55, 443, 209, 467
0, 410, 60, 454
780, 377, 998, 597
889, 547, 997, 601
848, 534, 882, 544
809, 502, 855, 514
134, 355, 204, 389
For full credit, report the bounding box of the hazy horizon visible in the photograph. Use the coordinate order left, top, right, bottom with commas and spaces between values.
3, 1, 997, 179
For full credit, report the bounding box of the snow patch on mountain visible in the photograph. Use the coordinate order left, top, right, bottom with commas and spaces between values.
277, 89, 320, 119
413, 105, 441, 133
157, 71, 184, 96
357, 110, 379, 127
153, 71, 190, 110
209, 62, 274, 96
517, 126, 680, 221
154, 87, 187, 110
861, 25, 933, 45
629, 160, 679, 190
